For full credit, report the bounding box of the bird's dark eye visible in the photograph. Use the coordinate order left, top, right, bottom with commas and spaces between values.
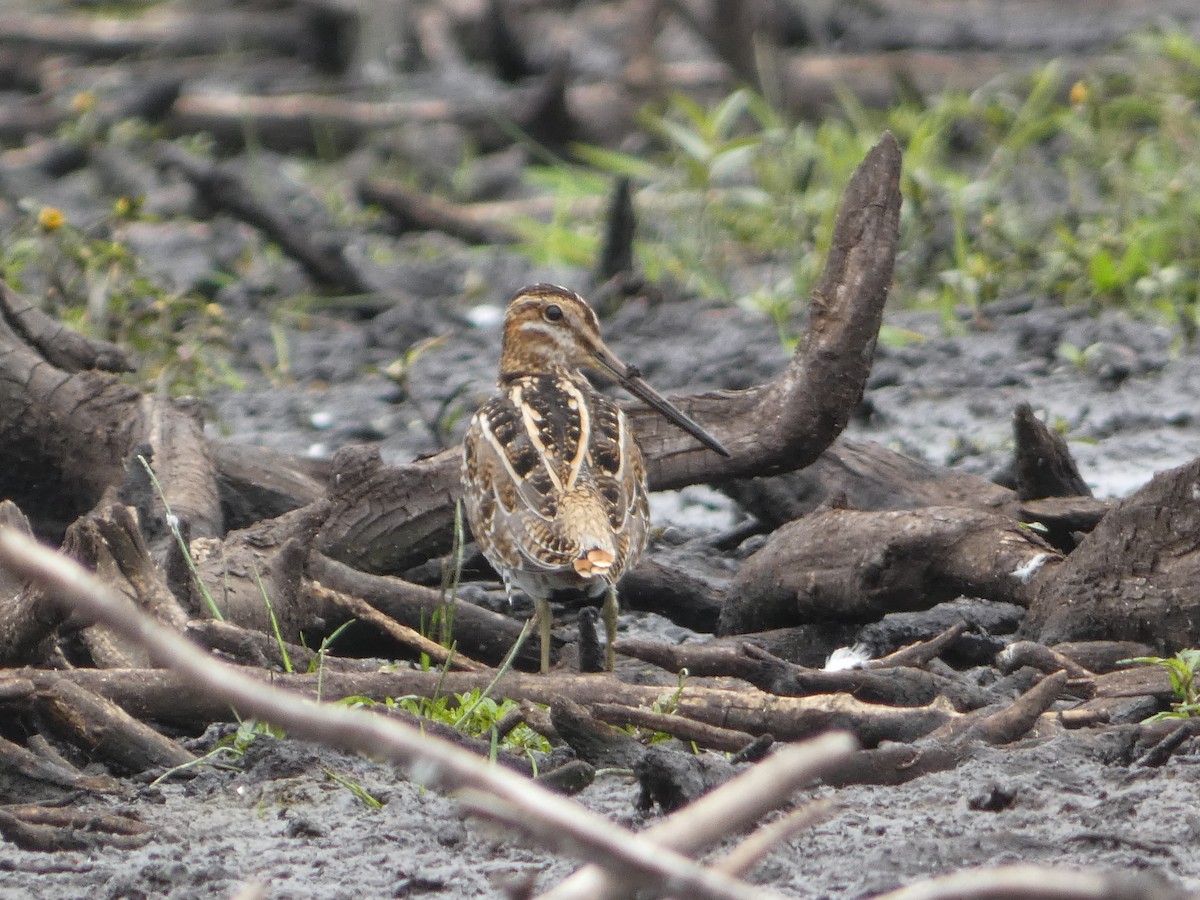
544, 304, 563, 322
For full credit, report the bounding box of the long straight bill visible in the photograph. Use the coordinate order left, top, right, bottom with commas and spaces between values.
594, 344, 731, 458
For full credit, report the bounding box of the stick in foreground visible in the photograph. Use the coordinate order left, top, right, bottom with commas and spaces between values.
0, 528, 853, 900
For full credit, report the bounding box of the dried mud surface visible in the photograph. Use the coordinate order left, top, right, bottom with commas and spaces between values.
4, 2, 1200, 898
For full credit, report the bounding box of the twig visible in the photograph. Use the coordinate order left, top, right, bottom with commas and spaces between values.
0, 529, 780, 900
871, 863, 1189, 900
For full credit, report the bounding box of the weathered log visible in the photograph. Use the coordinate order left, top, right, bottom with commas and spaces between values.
34, 679, 195, 774
0, 281, 221, 542
306, 580, 486, 671
191, 501, 331, 637
551, 698, 646, 769
1020, 459, 1200, 651
10, 665, 955, 747
720, 506, 1060, 635
1051, 640, 1154, 674
590, 702, 755, 753
0, 10, 308, 59
720, 438, 1015, 529
617, 638, 993, 711
0, 733, 116, 798
213, 442, 327, 531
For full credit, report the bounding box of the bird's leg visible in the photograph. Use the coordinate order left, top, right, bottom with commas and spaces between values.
534, 596, 552, 673
601, 585, 619, 671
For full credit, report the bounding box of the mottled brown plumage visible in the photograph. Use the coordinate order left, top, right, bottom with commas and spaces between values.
461, 284, 729, 672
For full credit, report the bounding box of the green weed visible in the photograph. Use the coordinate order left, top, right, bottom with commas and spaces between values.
0, 205, 240, 394
513, 29, 1200, 341
1123, 649, 1200, 720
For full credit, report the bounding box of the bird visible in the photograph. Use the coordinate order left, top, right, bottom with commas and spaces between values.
461, 284, 731, 673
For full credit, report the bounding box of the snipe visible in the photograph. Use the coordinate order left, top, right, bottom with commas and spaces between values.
461, 284, 729, 673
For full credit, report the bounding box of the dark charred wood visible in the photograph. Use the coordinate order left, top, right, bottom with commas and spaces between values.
1052, 640, 1155, 674
576, 606, 605, 674
595, 177, 636, 285
1021, 459, 1200, 652
315, 445, 459, 573
0, 282, 220, 543
0, 806, 151, 851
618, 556, 725, 633
720, 506, 1060, 635
0, 732, 117, 798
590, 702, 755, 753
628, 133, 901, 490
358, 177, 519, 245
0, 281, 131, 375
307, 580, 486, 671
823, 671, 1068, 787
551, 698, 646, 769
997, 641, 1094, 679
617, 638, 992, 711
157, 145, 375, 295
306, 552, 543, 671
1132, 719, 1200, 768
1017, 496, 1112, 552
34, 679, 194, 774
871, 622, 968, 668
856, 599, 1025, 669
1012, 401, 1092, 501
1059, 695, 1161, 729
192, 501, 331, 637
214, 442, 328, 531
0, 804, 151, 852
635, 744, 737, 814
1088, 665, 1173, 702
484, 0, 533, 83
518, 53, 576, 156
534, 759, 595, 795
721, 438, 1015, 530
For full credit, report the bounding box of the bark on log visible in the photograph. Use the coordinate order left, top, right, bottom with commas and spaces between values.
1020, 459, 1200, 651
720, 506, 1060, 635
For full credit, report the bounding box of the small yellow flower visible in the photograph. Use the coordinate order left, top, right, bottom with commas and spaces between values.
38, 207, 65, 231
114, 196, 132, 217
1069, 80, 1089, 106
70, 91, 96, 114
